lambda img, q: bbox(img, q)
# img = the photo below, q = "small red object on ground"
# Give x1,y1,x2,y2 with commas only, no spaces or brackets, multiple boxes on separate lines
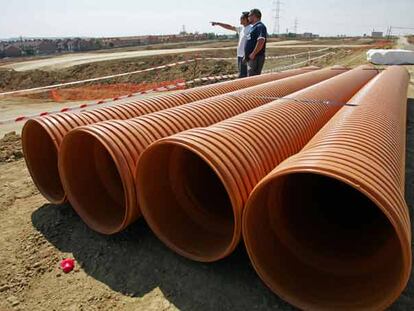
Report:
60,258,75,273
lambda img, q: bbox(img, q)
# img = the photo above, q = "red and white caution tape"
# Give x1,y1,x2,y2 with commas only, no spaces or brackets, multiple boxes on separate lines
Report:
0,73,240,125
0,84,180,125
0,48,332,97
202,47,331,61
185,73,239,85
0,59,198,97
0,51,336,125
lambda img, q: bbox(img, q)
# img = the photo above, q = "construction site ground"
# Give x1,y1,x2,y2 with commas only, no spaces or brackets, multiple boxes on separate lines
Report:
0,38,413,310
0,37,374,71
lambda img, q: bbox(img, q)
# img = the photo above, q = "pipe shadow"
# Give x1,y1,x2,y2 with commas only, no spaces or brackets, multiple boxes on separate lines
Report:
31,202,294,311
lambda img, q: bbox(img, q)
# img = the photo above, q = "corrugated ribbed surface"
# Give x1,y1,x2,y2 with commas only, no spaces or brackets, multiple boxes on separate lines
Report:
58,67,345,234
136,65,378,262
23,69,310,204
243,66,411,310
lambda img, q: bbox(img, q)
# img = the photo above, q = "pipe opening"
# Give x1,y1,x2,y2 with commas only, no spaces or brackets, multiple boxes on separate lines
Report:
245,172,405,309
60,131,126,233
139,143,234,261
22,120,64,203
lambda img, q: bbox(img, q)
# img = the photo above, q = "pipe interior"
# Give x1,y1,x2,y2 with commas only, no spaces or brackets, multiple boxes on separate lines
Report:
61,131,126,233
23,120,64,202
139,144,234,260
246,172,405,309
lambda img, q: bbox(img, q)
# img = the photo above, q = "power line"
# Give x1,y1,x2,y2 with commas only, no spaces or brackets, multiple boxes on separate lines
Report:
386,26,414,38
386,26,392,39
391,26,414,30
272,0,282,35
294,18,298,34
180,25,187,35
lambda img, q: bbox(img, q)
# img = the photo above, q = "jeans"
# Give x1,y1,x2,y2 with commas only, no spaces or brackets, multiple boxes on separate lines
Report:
247,54,265,76
237,56,248,78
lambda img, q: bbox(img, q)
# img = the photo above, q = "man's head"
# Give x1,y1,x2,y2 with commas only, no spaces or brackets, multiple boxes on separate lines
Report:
240,11,250,26
248,9,262,24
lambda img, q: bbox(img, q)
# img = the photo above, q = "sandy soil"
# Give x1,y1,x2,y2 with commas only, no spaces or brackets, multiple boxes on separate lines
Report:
266,44,373,48
0,132,22,162
397,37,414,98
398,36,414,51
0,155,296,310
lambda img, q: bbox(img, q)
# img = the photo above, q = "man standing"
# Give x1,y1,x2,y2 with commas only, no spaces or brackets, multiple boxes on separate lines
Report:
211,12,251,78
244,9,267,76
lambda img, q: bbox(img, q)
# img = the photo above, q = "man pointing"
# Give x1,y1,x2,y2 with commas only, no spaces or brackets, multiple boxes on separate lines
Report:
211,12,251,78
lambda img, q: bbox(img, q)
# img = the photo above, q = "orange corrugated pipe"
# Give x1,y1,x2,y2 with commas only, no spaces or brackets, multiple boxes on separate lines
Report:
136,65,378,262
58,66,344,234
23,69,312,204
242,66,411,310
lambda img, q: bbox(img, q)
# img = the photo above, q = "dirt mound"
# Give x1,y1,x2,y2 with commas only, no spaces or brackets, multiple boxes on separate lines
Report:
0,132,23,163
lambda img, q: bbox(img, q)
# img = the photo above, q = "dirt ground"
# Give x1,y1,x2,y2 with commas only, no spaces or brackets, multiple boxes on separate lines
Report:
0,132,23,162
0,97,413,310
0,150,298,310
1,38,414,310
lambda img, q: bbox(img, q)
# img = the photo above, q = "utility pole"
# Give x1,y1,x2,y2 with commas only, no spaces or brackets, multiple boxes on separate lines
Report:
293,17,298,34
386,26,392,39
272,0,282,35
180,25,187,35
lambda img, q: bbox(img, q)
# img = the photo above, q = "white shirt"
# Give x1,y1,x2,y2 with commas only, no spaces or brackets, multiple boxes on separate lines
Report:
236,25,252,57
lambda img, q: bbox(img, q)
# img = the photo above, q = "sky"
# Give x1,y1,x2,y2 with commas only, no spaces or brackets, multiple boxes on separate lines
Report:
1,0,413,39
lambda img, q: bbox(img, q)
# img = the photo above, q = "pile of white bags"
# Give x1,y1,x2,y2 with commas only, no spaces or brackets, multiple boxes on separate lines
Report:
367,49,414,65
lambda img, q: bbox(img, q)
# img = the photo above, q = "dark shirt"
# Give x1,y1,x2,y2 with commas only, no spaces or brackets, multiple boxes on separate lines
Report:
244,21,267,57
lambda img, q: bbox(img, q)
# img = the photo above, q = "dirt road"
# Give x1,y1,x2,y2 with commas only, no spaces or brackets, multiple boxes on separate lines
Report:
1,48,238,71
398,36,414,51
